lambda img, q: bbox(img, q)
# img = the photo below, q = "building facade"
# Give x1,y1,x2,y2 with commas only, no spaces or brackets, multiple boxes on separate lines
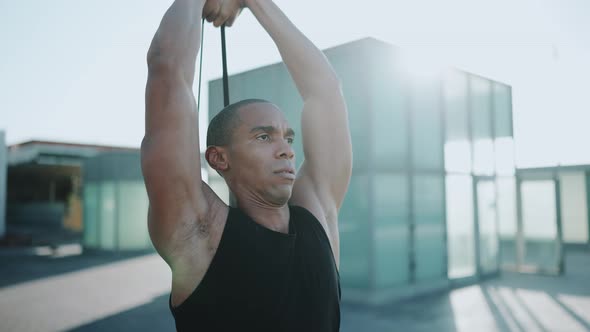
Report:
82,151,151,251
5,140,136,246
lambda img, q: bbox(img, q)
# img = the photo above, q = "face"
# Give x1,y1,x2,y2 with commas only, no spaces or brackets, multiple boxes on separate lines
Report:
225,102,296,206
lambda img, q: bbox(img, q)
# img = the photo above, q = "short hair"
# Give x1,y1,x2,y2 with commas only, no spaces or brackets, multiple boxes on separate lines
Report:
206,98,272,147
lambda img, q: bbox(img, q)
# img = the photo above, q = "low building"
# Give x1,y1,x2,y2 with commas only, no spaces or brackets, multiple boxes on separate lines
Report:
511,165,590,274
5,140,135,246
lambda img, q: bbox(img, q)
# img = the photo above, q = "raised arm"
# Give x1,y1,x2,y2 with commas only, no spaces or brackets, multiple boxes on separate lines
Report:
246,0,352,216
141,0,224,265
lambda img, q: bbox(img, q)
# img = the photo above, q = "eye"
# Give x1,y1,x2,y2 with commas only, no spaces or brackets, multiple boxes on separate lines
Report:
256,134,270,142
286,137,294,144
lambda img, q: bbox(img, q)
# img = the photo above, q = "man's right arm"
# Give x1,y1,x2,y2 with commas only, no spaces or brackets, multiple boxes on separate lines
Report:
142,0,217,266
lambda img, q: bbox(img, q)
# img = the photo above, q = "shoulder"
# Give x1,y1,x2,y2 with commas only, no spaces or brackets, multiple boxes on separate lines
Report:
289,169,339,228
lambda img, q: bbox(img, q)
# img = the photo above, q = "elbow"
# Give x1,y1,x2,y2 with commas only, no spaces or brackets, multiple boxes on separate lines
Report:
147,52,176,76
323,73,343,96
330,74,343,89
146,39,179,76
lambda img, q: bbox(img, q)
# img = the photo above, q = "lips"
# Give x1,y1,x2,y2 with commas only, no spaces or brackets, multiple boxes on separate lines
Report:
274,168,296,180
274,168,295,174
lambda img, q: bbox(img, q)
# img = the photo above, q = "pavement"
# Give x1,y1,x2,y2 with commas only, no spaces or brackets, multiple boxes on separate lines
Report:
1,245,589,332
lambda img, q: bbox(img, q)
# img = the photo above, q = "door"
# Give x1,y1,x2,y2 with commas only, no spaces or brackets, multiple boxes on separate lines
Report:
474,178,500,276
517,177,563,274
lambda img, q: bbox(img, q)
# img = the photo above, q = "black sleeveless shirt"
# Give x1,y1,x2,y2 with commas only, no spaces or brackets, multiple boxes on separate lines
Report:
169,205,341,332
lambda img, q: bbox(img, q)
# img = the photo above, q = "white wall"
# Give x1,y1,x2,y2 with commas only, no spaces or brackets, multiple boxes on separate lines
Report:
560,172,589,244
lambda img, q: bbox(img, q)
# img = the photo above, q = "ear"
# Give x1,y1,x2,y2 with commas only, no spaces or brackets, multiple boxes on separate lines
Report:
205,146,230,172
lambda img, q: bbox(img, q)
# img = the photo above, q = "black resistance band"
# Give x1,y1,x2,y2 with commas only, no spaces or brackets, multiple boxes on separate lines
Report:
197,19,205,114
221,25,230,107
196,22,230,113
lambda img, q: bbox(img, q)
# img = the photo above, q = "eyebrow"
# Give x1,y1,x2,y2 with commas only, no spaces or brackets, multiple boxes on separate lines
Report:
250,126,295,137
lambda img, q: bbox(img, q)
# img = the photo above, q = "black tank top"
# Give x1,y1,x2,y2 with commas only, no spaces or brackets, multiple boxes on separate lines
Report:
169,205,341,332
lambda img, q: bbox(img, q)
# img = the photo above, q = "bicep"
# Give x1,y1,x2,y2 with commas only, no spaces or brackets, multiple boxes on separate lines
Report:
141,69,208,253
300,92,352,208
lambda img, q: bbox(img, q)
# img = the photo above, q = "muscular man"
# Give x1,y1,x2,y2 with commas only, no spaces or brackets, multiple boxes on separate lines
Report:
141,0,352,330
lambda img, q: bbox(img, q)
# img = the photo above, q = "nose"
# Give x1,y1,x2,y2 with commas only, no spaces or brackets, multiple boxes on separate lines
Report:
277,139,295,160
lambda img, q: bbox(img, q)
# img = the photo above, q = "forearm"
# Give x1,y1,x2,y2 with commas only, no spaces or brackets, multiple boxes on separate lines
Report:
147,0,206,85
245,0,340,101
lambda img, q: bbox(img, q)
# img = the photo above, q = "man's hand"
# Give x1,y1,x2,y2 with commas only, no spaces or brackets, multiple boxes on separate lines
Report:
203,0,221,22
203,0,245,27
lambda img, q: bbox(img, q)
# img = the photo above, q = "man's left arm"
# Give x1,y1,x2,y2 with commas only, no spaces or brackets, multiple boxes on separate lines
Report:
246,0,353,222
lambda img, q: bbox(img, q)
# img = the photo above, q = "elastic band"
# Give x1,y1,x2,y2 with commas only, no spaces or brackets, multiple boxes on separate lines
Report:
196,19,205,113
221,25,230,107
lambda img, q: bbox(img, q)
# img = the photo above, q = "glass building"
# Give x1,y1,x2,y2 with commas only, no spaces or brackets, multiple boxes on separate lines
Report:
208,38,517,304
82,151,151,251
4,140,133,246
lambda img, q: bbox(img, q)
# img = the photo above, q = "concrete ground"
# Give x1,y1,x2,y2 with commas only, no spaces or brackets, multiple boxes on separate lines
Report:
1,246,589,332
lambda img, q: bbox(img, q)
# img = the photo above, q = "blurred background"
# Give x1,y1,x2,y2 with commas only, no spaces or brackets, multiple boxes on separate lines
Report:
1,0,589,331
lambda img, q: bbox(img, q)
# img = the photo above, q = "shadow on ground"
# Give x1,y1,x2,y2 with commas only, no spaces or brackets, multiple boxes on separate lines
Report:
0,246,155,288
2,246,589,332
67,294,175,332
340,250,590,332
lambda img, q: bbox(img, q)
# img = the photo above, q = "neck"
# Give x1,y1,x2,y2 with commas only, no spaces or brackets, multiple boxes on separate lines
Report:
234,193,291,234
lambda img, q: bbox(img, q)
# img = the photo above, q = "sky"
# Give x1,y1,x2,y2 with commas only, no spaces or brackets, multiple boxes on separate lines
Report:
0,0,589,168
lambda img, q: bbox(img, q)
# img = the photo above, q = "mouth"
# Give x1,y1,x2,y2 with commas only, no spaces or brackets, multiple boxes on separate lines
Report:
274,168,296,180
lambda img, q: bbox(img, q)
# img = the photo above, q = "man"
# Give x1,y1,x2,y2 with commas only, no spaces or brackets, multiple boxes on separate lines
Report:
141,0,352,330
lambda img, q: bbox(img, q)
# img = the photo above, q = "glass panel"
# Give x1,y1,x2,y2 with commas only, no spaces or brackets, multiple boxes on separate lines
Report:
372,74,408,170
559,172,589,244
470,77,493,139
330,51,370,171
493,82,513,138
99,181,116,250
473,139,494,175
411,80,443,170
444,70,469,141
444,141,472,174
495,137,515,176
117,181,150,250
232,66,279,100
470,77,494,175
521,180,560,271
413,175,445,225
413,175,445,281
374,173,409,287
491,81,515,177
208,79,224,122
446,175,476,278
497,177,517,266
443,71,471,174
339,174,371,288
83,183,99,248
415,224,445,281
477,180,499,274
